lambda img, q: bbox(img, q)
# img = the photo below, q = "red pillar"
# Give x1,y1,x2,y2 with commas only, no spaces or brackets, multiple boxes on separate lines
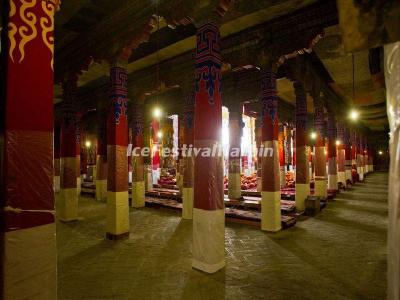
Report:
344,127,352,185
131,99,145,207
327,111,338,191
76,114,81,194
192,22,225,273
294,82,310,211
313,94,327,197
337,122,346,186
2,0,59,297
106,65,129,240
96,106,108,201
60,77,79,222
255,119,263,191
80,122,88,177
278,125,286,188
356,132,364,181
54,121,61,192
260,70,281,232
228,106,242,199
350,130,358,182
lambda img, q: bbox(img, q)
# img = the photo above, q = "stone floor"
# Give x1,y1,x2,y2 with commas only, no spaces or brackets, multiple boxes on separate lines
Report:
57,172,388,300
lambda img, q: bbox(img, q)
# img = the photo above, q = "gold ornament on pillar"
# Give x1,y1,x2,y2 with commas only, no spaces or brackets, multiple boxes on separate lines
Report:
8,0,59,69
40,0,56,69
17,0,38,63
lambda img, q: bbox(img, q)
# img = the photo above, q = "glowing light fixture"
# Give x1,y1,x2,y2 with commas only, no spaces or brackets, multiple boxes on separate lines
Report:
310,132,317,140
153,107,162,118
157,131,163,139
349,110,359,121
336,140,341,146
85,141,91,148
378,150,383,155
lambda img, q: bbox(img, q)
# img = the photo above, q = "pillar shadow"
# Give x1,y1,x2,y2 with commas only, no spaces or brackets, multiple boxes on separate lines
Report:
181,268,226,300
267,236,377,299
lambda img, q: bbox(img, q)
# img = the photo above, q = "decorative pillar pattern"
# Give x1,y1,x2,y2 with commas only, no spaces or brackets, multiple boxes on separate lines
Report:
96,106,108,201
327,111,338,191
2,0,59,297
228,109,242,199
294,82,310,211
313,93,327,197
106,65,129,240
60,78,79,222
192,22,225,273
260,70,281,232
131,99,145,207
182,91,195,219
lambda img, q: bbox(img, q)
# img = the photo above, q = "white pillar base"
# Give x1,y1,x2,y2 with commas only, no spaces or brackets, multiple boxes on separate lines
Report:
337,171,346,185
3,223,57,299
152,169,160,185
261,191,282,232
131,181,145,208
182,187,194,219
77,177,81,195
59,188,78,221
328,174,338,190
54,176,60,193
192,208,225,273
295,183,310,212
228,173,241,199
357,167,364,181
106,191,129,236
95,179,107,202
128,171,132,183
145,167,153,191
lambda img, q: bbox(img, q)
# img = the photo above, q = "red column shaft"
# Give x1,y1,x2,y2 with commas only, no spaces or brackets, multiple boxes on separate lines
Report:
97,108,108,181
294,82,308,184
193,22,223,211
192,22,224,273
2,0,58,297
131,101,145,182
327,113,337,160
107,66,129,193
60,76,79,196
261,70,279,192
54,121,61,177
